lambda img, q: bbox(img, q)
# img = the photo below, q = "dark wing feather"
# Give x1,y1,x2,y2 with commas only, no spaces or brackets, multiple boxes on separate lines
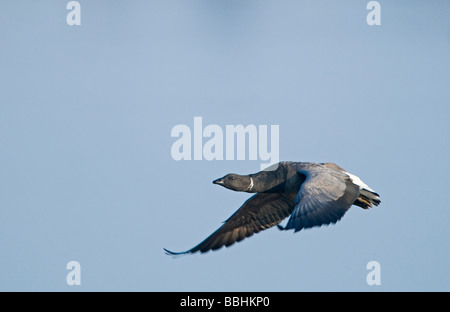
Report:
284,168,360,232
164,193,295,255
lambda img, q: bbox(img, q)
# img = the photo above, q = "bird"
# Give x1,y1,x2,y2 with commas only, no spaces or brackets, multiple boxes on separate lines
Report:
164,161,380,255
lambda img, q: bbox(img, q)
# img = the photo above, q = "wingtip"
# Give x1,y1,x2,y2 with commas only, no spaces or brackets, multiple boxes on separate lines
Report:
163,248,189,256
276,224,285,231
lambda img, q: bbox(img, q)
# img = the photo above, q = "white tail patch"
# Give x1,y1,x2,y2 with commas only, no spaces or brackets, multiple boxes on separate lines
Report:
345,172,375,192
345,171,380,207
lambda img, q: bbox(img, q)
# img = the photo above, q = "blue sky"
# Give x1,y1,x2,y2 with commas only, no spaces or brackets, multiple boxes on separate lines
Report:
1,1,449,291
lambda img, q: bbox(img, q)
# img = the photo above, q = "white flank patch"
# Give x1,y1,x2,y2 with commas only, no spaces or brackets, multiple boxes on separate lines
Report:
345,172,375,192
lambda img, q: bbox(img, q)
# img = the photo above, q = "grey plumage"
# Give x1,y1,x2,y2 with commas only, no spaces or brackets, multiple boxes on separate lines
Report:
164,161,381,255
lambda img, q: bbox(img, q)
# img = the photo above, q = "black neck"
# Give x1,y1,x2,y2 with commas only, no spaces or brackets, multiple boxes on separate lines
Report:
248,164,286,193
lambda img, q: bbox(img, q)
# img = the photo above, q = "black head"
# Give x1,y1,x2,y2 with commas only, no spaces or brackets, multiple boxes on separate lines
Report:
212,174,251,192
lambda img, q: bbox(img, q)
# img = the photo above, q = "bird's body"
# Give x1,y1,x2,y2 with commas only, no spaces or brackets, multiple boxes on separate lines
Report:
164,161,380,255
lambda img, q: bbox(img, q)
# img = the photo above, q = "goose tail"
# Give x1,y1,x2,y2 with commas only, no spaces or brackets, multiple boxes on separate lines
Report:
354,189,381,209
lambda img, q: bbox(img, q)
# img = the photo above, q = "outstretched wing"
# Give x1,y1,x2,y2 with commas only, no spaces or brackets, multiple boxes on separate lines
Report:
283,168,360,232
164,193,295,255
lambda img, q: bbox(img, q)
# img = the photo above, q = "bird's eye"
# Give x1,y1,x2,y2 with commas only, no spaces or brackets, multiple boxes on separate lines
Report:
231,177,235,180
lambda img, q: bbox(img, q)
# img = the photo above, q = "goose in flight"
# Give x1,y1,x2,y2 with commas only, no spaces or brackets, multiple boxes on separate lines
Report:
164,161,380,255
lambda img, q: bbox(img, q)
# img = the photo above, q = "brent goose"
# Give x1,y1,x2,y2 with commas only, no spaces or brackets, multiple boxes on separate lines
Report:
164,161,380,255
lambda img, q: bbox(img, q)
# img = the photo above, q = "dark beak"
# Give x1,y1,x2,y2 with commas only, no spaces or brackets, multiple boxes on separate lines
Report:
213,178,224,185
